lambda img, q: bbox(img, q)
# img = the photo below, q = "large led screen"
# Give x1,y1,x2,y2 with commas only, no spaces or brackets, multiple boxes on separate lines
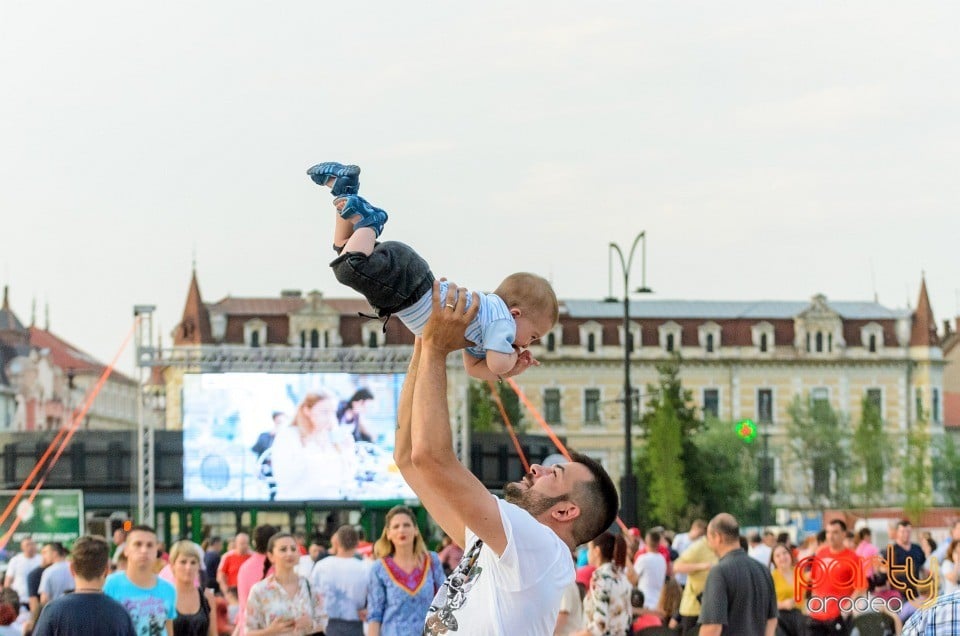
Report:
182,372,414,502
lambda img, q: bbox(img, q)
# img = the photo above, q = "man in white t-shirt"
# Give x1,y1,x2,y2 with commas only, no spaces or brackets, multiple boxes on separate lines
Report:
4,536,42,604
393,283,620,635
748,532,772,567
310,525,370,636
633,530,667,610
38,542,75,605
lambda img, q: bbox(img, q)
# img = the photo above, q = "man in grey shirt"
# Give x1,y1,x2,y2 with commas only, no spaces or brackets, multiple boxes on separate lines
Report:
698,513,777,636
38,542,74,605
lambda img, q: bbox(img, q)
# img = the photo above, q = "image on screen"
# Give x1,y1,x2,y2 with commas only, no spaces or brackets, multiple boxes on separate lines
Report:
182,372,414,502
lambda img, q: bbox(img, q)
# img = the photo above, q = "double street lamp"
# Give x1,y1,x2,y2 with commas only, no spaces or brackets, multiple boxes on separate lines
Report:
607,232,652,529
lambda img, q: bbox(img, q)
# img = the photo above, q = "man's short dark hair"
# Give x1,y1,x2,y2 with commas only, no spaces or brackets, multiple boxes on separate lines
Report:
335,525,359,551
897,519,912,529
71,536,110,580
127,524,157,537
569,452,618,545
829,519,848,532
44,542,67,557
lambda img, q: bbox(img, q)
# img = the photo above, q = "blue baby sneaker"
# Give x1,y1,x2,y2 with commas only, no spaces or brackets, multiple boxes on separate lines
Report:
335,195,389,237
306,162,361,196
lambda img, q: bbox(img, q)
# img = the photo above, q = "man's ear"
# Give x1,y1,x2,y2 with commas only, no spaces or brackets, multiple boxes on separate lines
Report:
510,307,521,318
551,501,581,523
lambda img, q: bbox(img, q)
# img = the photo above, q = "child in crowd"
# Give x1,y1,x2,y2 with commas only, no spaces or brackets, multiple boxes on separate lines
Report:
308,161,558,381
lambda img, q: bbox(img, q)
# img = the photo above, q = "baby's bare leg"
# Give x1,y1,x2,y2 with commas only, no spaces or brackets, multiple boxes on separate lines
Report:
333,211,354,249
336,197,376,256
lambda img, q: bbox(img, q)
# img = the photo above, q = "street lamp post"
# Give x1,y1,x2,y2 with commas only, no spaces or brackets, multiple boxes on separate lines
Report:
608,232,652,529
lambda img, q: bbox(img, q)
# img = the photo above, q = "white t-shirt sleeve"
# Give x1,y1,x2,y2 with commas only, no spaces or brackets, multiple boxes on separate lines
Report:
465,497,570,592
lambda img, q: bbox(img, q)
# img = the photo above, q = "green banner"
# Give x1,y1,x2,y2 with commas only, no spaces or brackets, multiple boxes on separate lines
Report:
0,489,84,550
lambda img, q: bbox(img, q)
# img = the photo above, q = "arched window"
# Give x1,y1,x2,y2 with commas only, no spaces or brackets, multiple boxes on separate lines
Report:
310,329,320,349
828,333,833,352
869,334,876,353
706,333,714,353
324,332,330,347
760,333,768,353
666,333,675,353
546,332,556,352
806,333,811,352
300,331,306,348
368,331,378,348
587,333,596,353
250,331,260,348
816,332,823,353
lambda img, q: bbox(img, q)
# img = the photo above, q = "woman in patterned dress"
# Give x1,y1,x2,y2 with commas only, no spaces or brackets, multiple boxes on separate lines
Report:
367,505,446,636
246,533,327,636
573,531,632,636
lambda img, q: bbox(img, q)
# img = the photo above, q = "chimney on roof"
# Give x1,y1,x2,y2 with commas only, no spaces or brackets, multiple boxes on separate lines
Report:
280,289,302,298
946,320,953,337
1,285,8,310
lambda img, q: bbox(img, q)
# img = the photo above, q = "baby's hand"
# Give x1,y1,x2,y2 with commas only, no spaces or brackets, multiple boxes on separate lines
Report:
502,349,540,378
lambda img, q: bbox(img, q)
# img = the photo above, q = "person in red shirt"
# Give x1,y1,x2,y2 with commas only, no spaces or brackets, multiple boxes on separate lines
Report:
803,519,865,635
216,532,251,592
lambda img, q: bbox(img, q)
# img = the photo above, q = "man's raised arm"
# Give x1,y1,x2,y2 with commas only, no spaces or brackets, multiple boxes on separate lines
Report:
408,282,508,554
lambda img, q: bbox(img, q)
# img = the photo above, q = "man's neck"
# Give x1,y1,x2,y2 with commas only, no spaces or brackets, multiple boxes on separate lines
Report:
73,576,105,593
897,540,912,550
715,542,740,558
126,566,156,587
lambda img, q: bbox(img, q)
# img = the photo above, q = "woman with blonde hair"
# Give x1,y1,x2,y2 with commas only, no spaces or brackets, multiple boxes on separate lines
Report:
366,506,445,636
271,390,355,500
169,540,217,636
245,533,327,636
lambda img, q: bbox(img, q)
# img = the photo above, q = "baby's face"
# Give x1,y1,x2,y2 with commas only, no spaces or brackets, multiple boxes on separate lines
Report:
514,313,552,349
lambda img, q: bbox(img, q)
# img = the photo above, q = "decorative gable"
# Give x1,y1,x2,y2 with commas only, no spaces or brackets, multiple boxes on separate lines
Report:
794,294,844,354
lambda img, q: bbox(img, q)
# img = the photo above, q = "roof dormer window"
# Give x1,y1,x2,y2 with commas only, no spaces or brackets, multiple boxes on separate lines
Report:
579,321,603,354
698,322,721,354
244,319,267,348
658,321,682,353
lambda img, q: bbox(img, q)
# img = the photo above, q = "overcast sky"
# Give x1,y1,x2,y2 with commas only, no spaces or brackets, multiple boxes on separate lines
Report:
2,1,958,370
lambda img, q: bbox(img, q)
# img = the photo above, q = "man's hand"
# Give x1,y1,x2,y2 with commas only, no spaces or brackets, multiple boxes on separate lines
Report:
422,280,478,354
501,348,540,378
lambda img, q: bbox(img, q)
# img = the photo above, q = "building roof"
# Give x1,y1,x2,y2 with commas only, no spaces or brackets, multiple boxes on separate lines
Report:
562,298,910,320
28,326,135,384
0,286,26,332
207,295,374,315
910,277,939,347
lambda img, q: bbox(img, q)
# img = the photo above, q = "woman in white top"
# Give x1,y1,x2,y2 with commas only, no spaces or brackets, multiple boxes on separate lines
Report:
941,538,960,595
246,533,326,636
271,391,355,500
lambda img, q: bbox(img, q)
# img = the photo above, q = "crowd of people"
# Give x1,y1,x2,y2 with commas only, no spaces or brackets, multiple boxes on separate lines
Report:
0,512,951,636
553,515,960,635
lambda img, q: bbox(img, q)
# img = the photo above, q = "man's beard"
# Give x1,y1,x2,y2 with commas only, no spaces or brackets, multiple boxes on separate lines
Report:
504,482,569,517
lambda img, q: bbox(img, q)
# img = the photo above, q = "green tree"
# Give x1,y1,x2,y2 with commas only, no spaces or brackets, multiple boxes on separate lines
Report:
645,395,687,526
903,408,932,522
933,433,960,507
851,396,892,511
467,380,524,433
785,394,852,509
637,355,699,527
687,417,759,522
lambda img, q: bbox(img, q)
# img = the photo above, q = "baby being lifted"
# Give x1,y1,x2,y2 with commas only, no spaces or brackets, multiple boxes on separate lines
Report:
308,161,558,381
